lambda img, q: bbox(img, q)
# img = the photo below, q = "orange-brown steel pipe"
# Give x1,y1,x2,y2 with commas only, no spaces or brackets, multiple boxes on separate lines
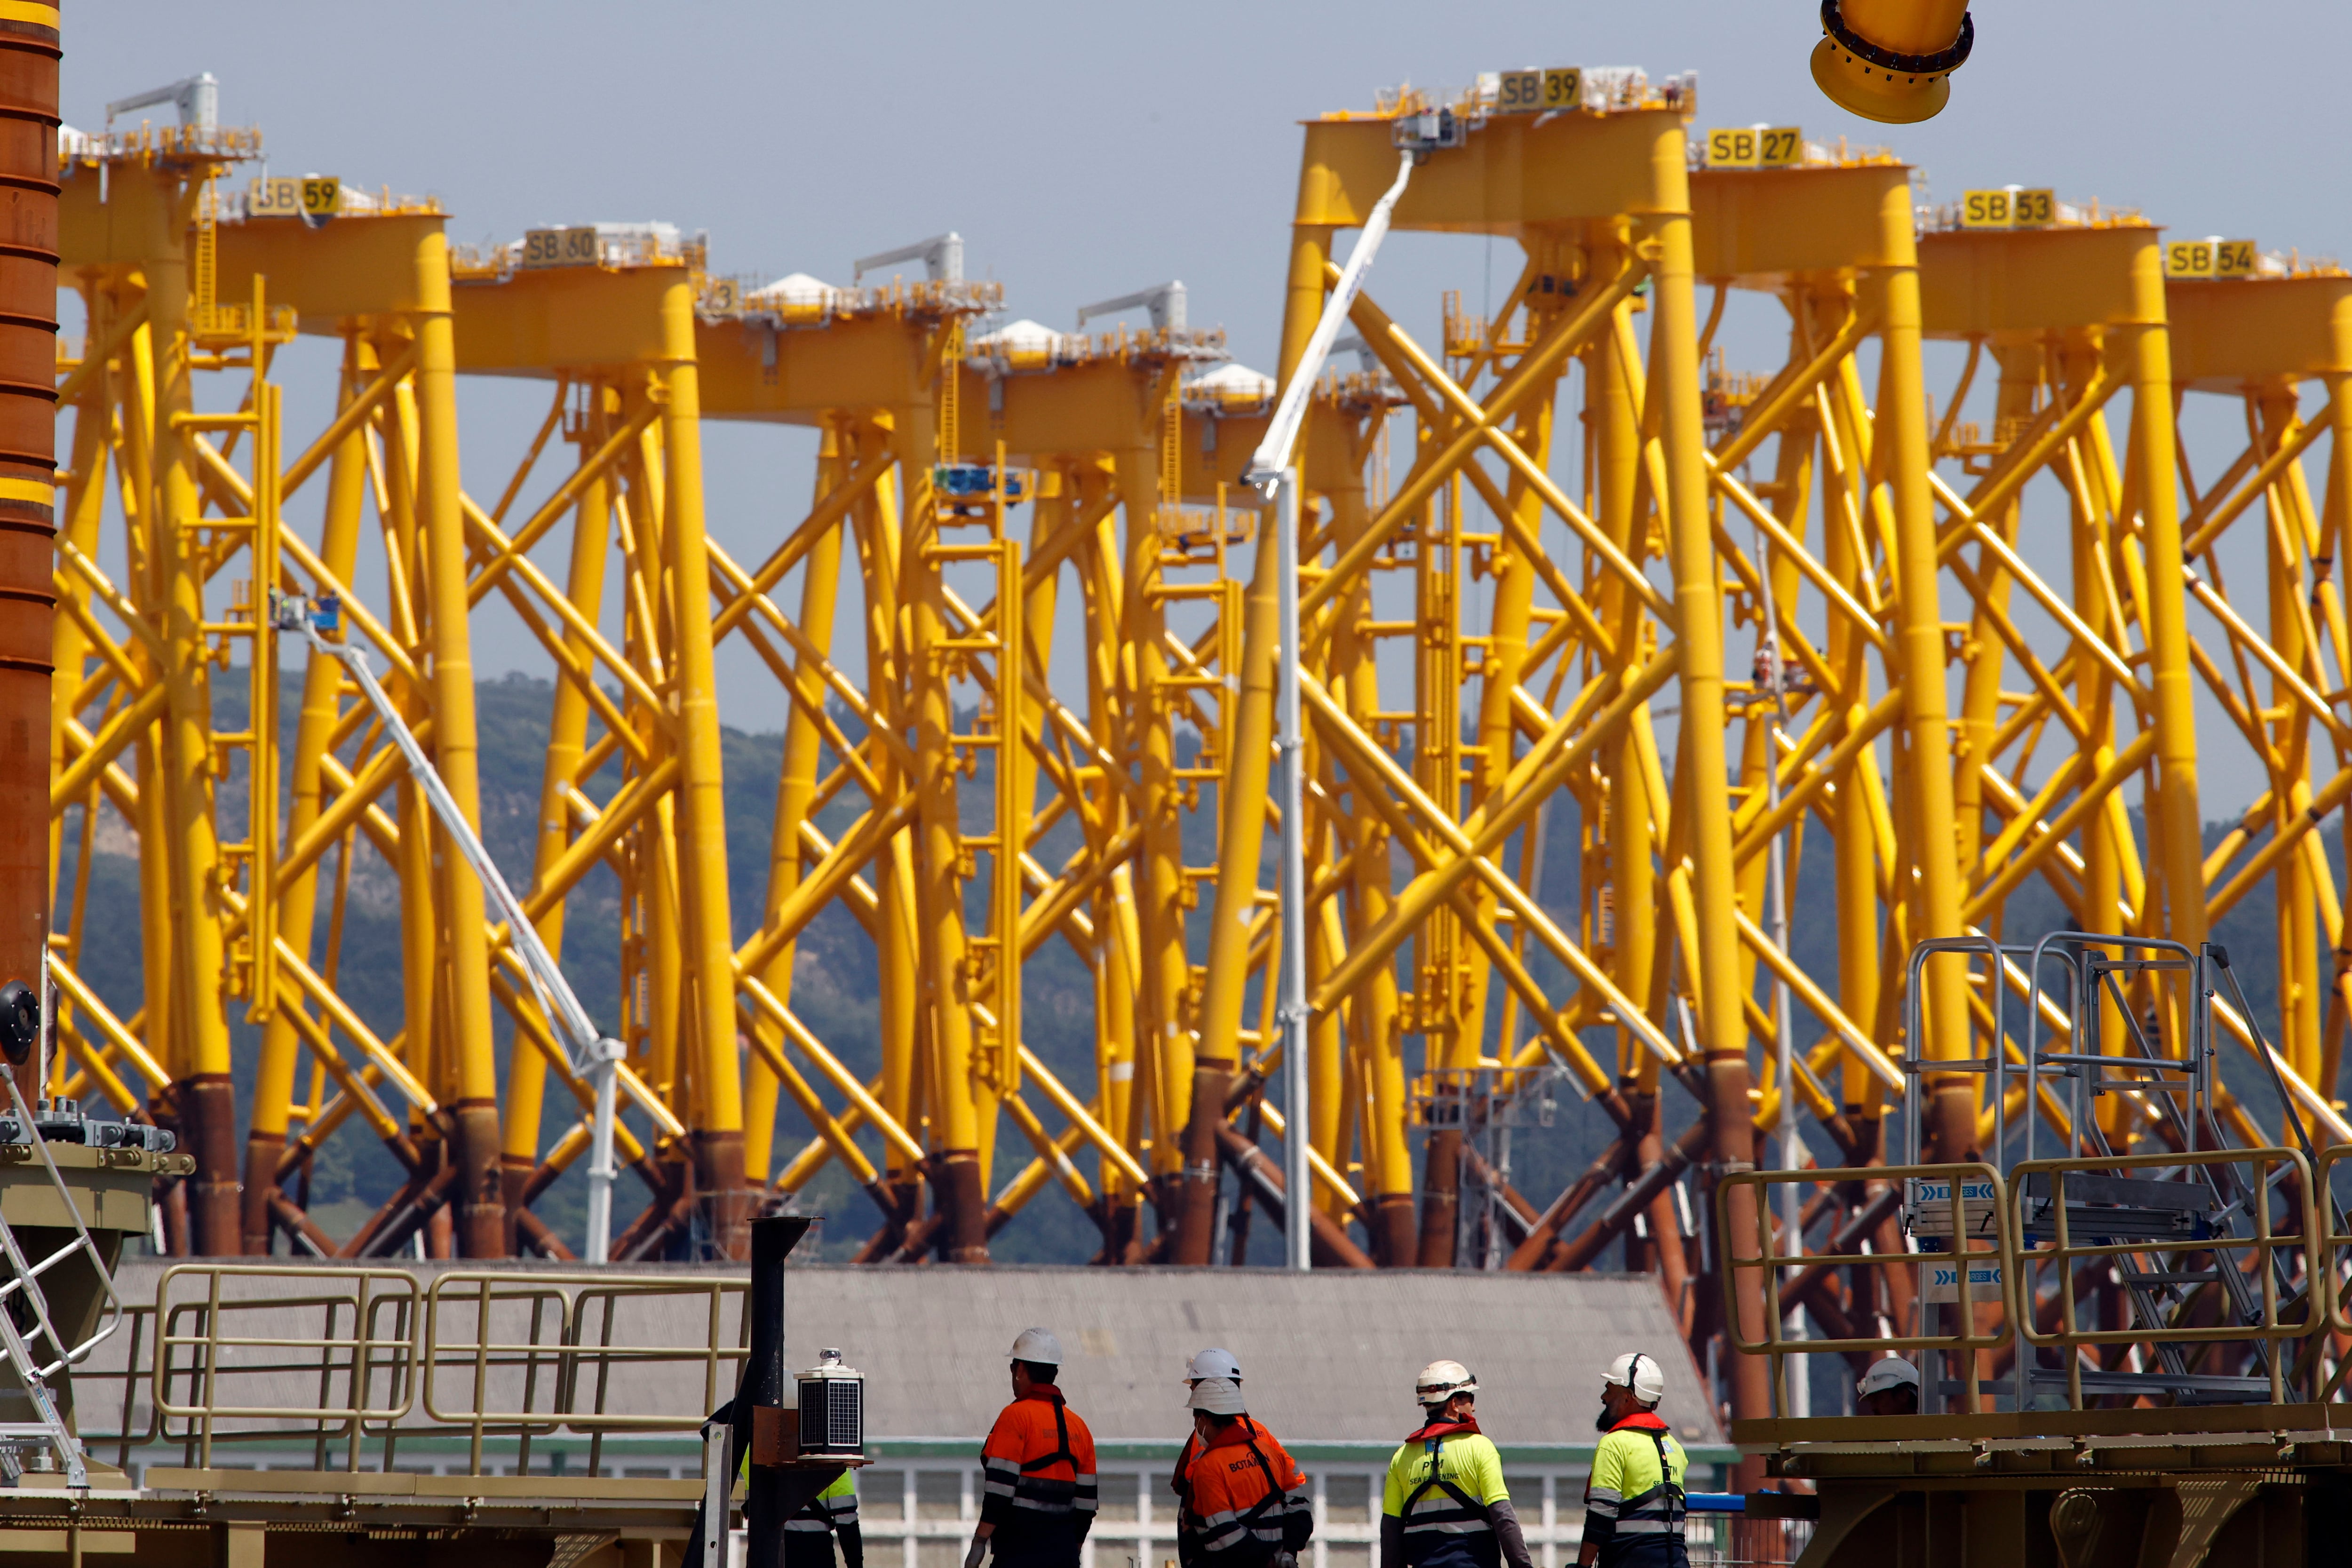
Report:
0,3,57,1106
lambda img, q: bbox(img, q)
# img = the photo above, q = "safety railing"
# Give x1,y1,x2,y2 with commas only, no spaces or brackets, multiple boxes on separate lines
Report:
1686,1510,1813,1568
2009,1148,2321,1409
423,1270,747,1475
2316,1145,2352,1346
151,1264,420,1472
66,1265,749,1478
71,1295,156,1472
1717,1162,2016,1415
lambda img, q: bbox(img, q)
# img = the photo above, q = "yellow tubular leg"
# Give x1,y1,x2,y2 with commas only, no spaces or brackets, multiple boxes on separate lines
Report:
408,228,505,1256
147,184,240,1254
1875,176,1974,1157
656,273,749,1256
747,423,850,1184
1645,117,1772,1445
503,387,617,1236
2124,245,2209,959
242,335,372,1252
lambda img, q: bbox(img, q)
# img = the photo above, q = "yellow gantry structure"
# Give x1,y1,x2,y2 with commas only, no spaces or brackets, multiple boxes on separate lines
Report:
39,68,2352,1407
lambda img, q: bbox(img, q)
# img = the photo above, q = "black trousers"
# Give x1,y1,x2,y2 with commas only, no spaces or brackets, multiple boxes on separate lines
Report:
988,1516,1088,1568
1598,1535,1689,1568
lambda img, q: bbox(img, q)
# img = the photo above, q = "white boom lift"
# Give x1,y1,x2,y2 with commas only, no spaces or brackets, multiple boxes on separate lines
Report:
278,598,647,1263
1240,127,1426,1271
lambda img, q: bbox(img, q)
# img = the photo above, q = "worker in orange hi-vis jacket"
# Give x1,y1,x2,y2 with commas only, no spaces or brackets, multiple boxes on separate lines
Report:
965,1329,1098,1568
1170,1348,1247,1516
1175,1377,1313,1568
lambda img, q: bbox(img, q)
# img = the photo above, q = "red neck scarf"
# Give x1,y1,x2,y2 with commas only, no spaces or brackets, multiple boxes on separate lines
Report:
1610,1411,1669,1434
1024,1384,1065,1405
1204,1416,1264,1452
1407,1416,1482,1443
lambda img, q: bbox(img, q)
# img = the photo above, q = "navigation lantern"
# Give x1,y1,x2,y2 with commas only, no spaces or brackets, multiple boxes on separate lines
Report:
795,1349,864,1459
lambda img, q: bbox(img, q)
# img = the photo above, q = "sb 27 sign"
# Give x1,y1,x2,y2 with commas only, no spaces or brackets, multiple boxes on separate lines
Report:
1705,126,1802,168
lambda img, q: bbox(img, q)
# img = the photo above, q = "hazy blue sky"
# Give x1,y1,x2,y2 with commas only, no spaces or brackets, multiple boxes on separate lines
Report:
69,2,2352,808
72,2,2352,348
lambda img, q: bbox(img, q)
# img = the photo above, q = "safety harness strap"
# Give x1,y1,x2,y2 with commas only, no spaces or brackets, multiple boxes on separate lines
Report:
1611,1430,1685,1536
1401,1433,1492,1532
1020,1399,1077,1474
1231,1435,1287,1533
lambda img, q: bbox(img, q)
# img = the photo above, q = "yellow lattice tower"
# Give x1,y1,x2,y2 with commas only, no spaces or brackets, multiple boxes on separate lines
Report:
698,274,1263,1261
1909,193,2211,1153
1185,65,1781,1430
690,271,1020,1262
943,315,1235,1259
53,133,528,1259
191,179,516,1261
1175,359,1406,1263
2163,253,2352,1139
1489,129,1973,1331
442,224,775,1260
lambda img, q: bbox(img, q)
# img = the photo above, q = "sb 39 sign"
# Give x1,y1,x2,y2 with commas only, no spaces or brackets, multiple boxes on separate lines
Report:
1494,67,1584,113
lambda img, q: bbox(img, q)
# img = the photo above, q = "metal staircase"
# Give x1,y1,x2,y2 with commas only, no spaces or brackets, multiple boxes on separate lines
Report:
0,1059,129,1486
1902,934,2328,1409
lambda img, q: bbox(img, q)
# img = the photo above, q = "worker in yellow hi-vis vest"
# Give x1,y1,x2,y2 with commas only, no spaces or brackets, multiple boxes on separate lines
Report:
1577,1353,1687,1568
785,1469,863,1568
1379,1361,1533,1568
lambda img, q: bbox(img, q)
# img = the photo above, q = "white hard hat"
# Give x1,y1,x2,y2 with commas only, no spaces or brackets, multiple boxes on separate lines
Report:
1187,1377,1246,1416
1010,1327,1063,1366
1604,1352,1665,1405
1415,1359,1479,1407
1186,1349,1243,1384
1856,1357,1921,1397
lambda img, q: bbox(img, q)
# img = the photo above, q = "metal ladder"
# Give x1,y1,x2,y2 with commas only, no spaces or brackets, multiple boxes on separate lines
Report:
0,1060,126,1486
2013,940,2298,1403
1903,934,2295,1406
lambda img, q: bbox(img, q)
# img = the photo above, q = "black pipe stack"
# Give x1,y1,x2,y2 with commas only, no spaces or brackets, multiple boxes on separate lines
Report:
742,1214,813,1568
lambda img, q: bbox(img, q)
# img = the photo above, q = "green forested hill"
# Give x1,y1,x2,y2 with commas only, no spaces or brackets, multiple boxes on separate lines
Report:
58,672,1124,1260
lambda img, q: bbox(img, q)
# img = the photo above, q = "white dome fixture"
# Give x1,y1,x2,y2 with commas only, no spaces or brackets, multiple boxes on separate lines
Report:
972,318,1065,372
1188,363,1276,413
750,272,839,324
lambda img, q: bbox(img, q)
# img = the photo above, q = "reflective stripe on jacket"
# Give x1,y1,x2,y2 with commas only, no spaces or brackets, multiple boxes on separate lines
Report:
1382,1430,1510,1568
980,1387,1100,1526
783,1468,864,1568
1178,1418,1312,1566
786,1469,860,1532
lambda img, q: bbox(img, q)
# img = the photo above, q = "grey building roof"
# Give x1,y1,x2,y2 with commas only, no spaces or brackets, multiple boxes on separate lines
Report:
79,1259,1725,1465
790,1265,1724,1456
